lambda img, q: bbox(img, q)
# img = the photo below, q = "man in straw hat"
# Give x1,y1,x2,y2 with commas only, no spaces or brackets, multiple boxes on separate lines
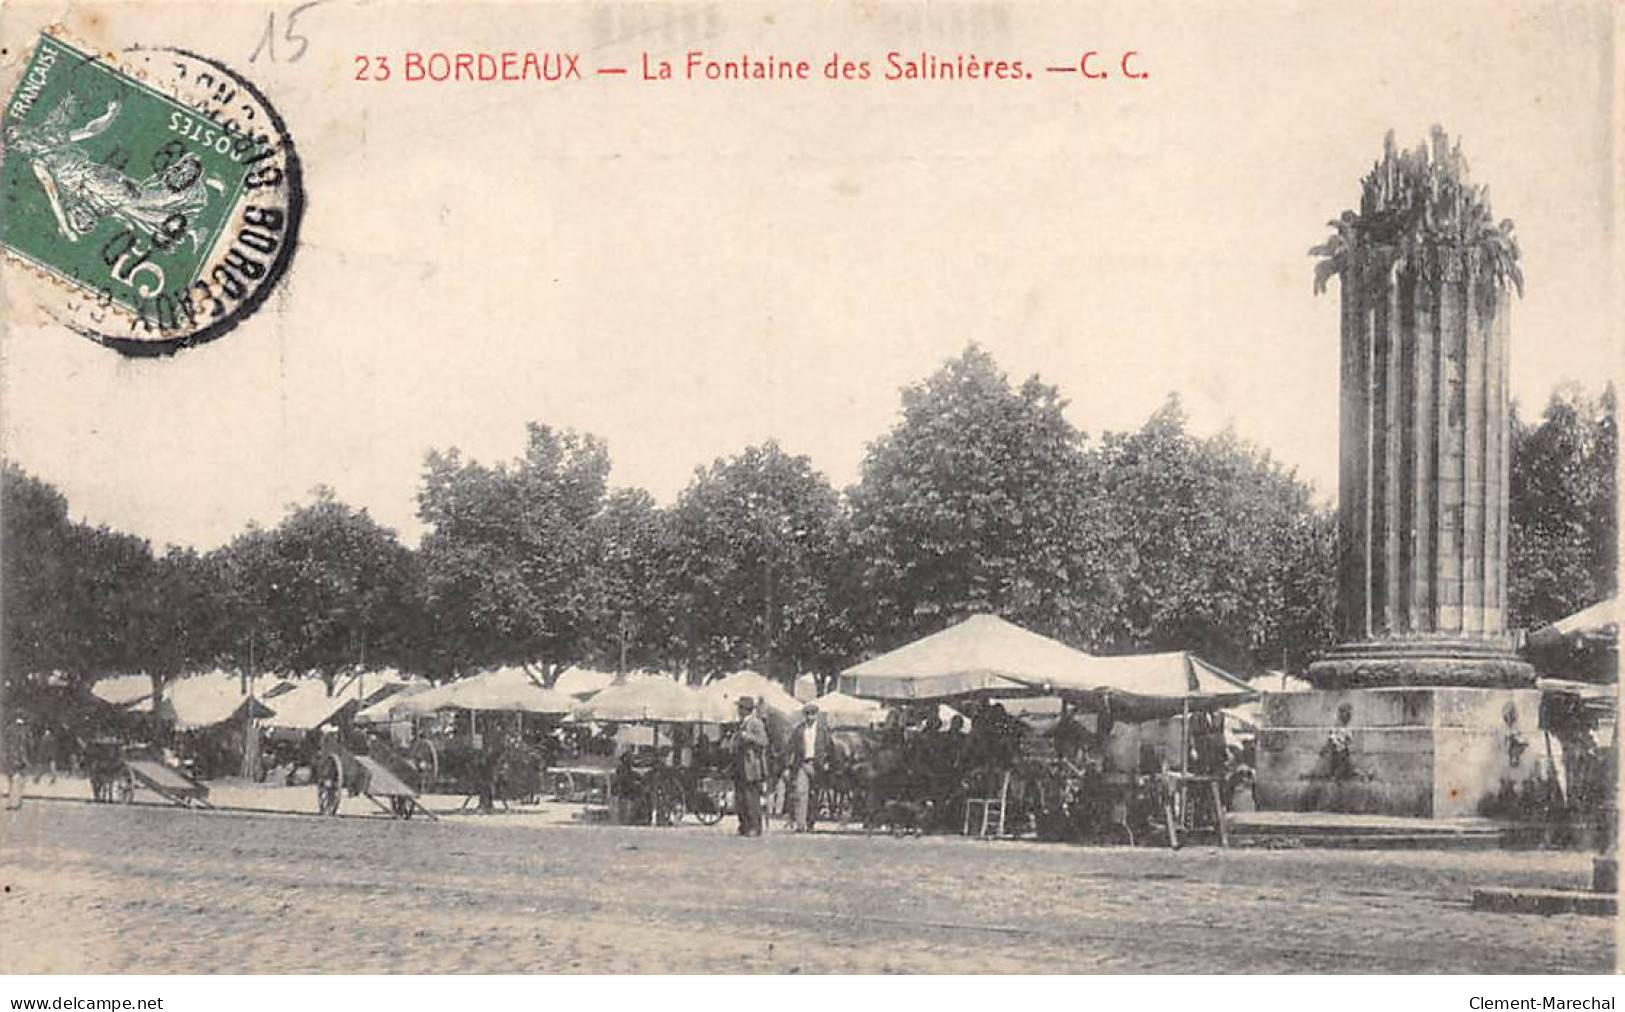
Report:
731,697,768,837
787,702,834,832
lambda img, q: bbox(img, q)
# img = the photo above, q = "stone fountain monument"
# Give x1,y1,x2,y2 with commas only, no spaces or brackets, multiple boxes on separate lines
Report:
1255,128,1542,818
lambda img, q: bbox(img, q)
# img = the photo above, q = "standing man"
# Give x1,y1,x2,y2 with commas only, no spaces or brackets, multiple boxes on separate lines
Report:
732,697,768,837
788,702,833,832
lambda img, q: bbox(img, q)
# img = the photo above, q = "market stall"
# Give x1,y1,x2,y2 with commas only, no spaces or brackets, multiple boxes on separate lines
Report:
572,676,735,826
387,667,575,805
147,672,279,780
836,617,1258,845
1001,651,1259,846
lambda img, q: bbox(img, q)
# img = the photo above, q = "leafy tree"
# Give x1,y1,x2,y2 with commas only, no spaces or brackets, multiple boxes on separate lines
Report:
848,346,1118,652
215,487,417,690
67,524,161,683
104,546,234,715
0,462,168,688
1090,396,1337,675
670,441,856,684
579,488,683,674
1,462,81,681
416,424,610,683
1508,384,1617,629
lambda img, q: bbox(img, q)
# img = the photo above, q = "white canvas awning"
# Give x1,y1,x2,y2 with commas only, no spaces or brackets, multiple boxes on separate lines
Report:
259,679,356,731
91,674,155,709
156,672,277,730
810,691,885,728
392,667,574,716
574,675,735,724
701,670,801,716
554,667,616,697
840,614,1093,701
1015,651,1258,718
1528,598,1618,649
355,683,430,723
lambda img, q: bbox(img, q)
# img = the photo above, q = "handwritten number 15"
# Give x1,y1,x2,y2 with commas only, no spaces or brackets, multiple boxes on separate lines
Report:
250,1,323,63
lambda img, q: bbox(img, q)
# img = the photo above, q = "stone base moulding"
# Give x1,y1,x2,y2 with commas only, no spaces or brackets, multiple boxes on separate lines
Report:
1309,640,1535,689
1254,686,1545,818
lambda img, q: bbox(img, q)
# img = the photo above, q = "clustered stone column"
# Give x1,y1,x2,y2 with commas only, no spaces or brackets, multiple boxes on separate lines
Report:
1307,128,1532,689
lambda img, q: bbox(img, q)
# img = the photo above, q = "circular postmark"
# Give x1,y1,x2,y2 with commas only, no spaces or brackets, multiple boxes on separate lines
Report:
1,30,302,356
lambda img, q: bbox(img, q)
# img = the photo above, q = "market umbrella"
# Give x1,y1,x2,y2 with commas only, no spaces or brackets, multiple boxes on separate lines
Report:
1525,598,1618,683
1008,651,1258,719
701,670,801,716
390,668,575,730
812,690,886,729
554,666,617,698
441,667,574,714
1528,598,1618,650
155,671,277,730
389,679,463,716
356,683,430,723
839,614,1093,701
258,679,359,732
574,675,736,724
91,674,156,709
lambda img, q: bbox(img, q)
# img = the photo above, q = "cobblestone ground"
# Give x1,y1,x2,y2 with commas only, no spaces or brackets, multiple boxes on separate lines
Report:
0,793,1614,974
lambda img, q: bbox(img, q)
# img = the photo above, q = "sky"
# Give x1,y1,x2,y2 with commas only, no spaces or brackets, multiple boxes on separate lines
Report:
0,0,1617,550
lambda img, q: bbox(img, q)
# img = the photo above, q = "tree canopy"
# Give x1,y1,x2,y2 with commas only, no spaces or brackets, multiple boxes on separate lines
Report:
1508,384,1617,629
2,348,1609,701
415,424,611,683
848,346,1116,653
215,488,418,687
671,441,855,682
1090,397,1337,674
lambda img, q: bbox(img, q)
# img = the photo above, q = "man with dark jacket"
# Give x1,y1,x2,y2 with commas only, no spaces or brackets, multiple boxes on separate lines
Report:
732,697,769,836
786,703,835,832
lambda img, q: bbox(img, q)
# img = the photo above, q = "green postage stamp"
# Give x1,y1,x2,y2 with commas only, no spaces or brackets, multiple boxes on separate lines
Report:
1,29,302,355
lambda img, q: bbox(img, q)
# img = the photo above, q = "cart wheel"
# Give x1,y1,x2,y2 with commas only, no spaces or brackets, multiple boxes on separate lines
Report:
692,781,725,825
654,777,685,826
316,756,343,816
411,740,439,792
114,772,135,805
692,802,722,825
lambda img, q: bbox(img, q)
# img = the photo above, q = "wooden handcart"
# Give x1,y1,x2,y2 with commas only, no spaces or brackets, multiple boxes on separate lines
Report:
314,737,437,820
86,742,213,809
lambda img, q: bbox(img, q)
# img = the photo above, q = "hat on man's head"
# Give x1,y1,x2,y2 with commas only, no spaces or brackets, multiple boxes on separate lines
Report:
735,696,755,712
803,703,819,716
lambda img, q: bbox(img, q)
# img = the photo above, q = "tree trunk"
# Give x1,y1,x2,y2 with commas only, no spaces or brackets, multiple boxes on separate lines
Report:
240,710,261,781
146,672,165,715
147,671,171,743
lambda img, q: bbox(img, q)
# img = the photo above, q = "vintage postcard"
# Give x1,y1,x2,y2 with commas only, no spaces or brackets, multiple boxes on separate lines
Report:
0,0,1617,987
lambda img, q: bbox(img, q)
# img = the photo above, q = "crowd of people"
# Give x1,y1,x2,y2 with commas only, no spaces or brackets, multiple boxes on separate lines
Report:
6,679,1614,851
